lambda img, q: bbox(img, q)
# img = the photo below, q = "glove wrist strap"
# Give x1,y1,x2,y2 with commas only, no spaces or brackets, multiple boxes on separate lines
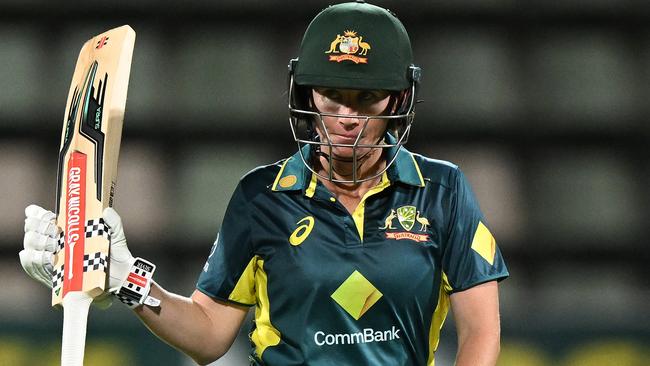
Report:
114,257,160,309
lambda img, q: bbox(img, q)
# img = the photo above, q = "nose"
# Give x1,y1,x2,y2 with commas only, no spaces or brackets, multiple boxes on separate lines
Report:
336,105,362,129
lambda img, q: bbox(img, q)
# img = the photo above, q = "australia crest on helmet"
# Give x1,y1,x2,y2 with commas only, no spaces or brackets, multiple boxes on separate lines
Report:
325,30,371,64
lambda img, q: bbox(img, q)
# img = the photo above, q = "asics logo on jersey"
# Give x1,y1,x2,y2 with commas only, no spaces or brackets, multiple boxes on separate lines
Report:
289,216,314,246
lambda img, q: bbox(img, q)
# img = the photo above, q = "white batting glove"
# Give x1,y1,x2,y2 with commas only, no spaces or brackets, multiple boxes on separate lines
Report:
19,205,58,289
20,205,115,308
19,205,151,309
102,207,160,308
102,207,136,292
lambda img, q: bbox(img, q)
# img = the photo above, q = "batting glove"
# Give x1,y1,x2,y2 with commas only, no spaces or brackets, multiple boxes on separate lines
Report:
19,205,158,309
19,205,58,288
102,207,159,309
20,204,113,309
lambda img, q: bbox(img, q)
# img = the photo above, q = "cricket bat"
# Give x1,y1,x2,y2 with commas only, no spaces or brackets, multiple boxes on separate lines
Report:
51,25,135,366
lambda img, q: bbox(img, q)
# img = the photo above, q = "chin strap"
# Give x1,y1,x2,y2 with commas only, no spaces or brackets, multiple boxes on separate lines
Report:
113,258,161,309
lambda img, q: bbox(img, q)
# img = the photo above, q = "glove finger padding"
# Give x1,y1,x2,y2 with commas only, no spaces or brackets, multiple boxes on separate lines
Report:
19,248,53,288
24,216,60,239
103,208,128,251
23,231,58,252
24,205,58,233
102,207,135,290
25,204,56,221
20,205,120,310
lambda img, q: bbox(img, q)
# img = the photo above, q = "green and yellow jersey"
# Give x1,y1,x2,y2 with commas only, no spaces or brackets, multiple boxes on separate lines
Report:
196,145,509,365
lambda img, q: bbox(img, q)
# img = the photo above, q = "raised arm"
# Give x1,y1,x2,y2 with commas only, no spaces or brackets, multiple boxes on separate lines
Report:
19,204,249,366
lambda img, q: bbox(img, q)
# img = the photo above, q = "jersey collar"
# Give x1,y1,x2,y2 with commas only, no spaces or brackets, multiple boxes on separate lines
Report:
387,145,425,187
271,139,425,193
271,145,312,193
383,133,426,187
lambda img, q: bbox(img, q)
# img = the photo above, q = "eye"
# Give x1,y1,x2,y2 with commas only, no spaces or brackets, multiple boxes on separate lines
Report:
358,91,388,104
358,91,375,102
319,89,342,102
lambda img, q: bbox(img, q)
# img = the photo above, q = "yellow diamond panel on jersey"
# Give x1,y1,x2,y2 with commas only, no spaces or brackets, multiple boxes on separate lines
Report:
331,270,383,320
471,221,497,265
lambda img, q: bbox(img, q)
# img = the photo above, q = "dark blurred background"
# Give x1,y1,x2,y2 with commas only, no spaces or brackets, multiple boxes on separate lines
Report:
1,0,648,365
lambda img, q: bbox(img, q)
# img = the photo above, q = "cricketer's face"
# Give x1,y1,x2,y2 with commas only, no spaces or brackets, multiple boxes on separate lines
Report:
311,87,390,161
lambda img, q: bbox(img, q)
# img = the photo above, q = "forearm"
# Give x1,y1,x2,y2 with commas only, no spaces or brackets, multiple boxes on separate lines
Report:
132,283,228,364
454,331,500,366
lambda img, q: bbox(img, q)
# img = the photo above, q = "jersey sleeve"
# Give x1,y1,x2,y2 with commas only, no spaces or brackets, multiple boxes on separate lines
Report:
196,183,258,306
442,168,509,293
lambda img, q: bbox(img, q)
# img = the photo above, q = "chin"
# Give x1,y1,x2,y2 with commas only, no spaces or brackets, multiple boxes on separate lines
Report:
332,148,375,162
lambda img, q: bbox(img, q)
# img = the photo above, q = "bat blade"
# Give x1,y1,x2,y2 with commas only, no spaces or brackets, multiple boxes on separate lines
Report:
51,25,135,366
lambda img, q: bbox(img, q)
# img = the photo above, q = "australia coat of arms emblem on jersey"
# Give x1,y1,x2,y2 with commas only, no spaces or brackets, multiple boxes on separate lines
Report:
325,30,371,64
380,205,430,242
396,206,416,231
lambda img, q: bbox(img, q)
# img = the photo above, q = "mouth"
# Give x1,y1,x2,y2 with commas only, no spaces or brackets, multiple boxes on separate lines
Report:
331,133,361,144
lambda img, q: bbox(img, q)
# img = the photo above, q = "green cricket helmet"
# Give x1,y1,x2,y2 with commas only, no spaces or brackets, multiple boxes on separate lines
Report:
288,0,421,183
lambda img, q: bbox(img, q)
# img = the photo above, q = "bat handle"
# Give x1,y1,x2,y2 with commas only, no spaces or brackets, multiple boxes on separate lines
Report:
61,291,94,366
